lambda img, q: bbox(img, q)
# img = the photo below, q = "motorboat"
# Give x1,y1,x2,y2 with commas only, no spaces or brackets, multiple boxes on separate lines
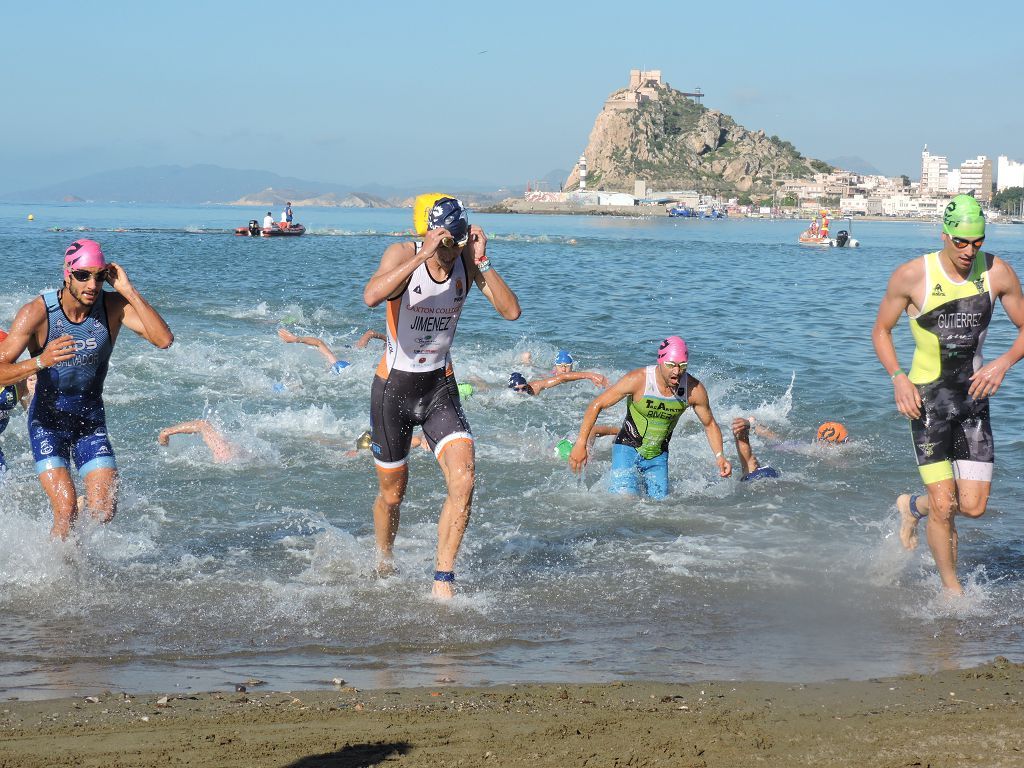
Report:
830,218,860,248
234,221,306,237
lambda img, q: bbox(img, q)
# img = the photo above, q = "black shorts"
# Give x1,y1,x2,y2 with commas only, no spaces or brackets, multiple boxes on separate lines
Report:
910,380,993,484
369,369,472,468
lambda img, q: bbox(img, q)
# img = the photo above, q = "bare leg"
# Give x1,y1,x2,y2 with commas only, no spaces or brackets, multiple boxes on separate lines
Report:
433,439,475,599
83,468,118,523
372,465,408,576
922,480,961,594
896,492,931,550
38,467,79,540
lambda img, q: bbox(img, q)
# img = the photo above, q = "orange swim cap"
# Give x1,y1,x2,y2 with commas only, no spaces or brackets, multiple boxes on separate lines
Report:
816,422,848,443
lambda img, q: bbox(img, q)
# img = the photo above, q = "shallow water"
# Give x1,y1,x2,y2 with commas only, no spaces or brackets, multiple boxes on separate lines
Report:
1,203,1023,699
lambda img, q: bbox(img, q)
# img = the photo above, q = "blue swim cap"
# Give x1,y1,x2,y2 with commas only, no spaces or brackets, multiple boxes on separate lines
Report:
554,350,574,366
272,382,287,393
740,466,781,482
427,197,470,244
508,372,529,390
332,360,350,374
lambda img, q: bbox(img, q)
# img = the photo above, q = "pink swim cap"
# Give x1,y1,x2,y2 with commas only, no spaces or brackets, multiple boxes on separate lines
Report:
63,239,106,279
657,336,688,364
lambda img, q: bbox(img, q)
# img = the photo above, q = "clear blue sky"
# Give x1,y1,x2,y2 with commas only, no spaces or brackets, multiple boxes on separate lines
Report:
3,0,1022,193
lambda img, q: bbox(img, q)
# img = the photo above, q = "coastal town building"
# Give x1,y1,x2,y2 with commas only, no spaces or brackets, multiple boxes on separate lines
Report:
957,156,993,201
920,145,949,196
997,155,1024,191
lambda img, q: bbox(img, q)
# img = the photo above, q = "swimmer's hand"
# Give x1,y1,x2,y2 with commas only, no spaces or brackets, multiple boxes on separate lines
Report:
589,373,610,389
892,373,922,419
568,443,588,475
467,224,487,263
40,335,76,368
968,358,1010,400
716,455,733,478
104,262,133,294
731,417,752,438
421,227,450,257
277,328,299,343
157,429,171,446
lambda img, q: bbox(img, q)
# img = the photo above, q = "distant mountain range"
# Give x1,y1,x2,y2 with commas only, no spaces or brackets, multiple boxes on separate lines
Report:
0,164,527,206
827,156,884,176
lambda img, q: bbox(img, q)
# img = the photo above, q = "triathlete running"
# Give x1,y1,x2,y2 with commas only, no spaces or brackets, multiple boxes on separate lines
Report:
872,194,1024,593
568,336,732,498
363,195,520,598
0,240,173,538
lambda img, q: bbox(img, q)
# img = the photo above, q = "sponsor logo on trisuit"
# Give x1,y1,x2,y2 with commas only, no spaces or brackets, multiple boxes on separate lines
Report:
932,283,945,297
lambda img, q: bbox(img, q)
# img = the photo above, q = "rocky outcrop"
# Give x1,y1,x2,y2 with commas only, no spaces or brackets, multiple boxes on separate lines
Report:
565,84,823,195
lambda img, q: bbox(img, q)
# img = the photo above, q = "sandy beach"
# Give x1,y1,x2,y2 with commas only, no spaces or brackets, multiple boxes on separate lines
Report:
0,657,1020,767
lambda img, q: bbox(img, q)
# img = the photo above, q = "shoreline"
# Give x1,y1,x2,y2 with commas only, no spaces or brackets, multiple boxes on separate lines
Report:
1,657,1020,767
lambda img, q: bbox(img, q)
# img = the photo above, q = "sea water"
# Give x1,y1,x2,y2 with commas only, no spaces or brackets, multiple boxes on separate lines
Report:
1,203,1022,699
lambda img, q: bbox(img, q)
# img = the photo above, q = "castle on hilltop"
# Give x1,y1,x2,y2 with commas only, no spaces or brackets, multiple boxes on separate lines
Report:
603,69,703,112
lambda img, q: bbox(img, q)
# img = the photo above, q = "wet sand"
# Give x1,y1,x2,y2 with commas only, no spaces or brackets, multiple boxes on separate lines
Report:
1,657,1021,767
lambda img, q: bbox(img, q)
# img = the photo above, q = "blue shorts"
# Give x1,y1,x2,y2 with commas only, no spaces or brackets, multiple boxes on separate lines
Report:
28,403,117,477
741,465,780,482
609,443,669,500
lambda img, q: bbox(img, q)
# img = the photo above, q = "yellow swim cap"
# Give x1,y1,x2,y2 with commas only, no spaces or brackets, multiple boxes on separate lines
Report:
413,192,452,236
355,431,372,450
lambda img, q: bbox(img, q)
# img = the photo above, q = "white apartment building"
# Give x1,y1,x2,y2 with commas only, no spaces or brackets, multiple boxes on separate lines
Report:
920,145,949,196
958,156,993,201
997,155,1024,191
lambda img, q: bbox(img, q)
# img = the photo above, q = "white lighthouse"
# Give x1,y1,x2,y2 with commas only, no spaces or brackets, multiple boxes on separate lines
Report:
578,154,588,192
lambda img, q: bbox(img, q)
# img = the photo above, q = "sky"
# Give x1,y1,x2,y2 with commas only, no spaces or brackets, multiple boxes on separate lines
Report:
3,0,1023,194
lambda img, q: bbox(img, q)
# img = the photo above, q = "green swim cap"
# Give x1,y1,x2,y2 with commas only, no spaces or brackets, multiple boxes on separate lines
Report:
942,194,985,238
556,439,573,461
457,382,474,399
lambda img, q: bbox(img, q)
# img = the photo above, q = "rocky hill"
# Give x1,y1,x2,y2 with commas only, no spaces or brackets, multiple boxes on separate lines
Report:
565,81,828,195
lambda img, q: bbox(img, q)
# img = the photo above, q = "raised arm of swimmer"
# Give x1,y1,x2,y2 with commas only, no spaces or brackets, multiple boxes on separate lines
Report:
363,229,444,307
105,263,174,349
569,370,642,474
0,305,76,386
465,225,521,320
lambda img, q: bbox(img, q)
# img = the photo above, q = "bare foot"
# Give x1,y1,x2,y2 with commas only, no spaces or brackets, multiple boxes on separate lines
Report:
896,494,920,550
374,559,398,578
431,579,455,600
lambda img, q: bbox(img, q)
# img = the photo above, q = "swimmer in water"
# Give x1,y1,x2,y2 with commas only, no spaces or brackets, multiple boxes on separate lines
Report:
873,194,1024,594
158,420,240,463
569,336,732,498
355,330,386,348
0,239,173,539
731,417,849,481
277,328,351,373
508,350,609,396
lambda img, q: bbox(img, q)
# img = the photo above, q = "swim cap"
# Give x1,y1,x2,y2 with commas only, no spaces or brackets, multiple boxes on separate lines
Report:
0,329,7,343
556,438,573,461
508,372,529,390
63,239,106,279
816,422,849,444
332,360,350,374
942,194,985,238
657,336,688,364
355,430,372,450
272,382,287,393
457,382,474,399
554,350,574,366
427,197,469,244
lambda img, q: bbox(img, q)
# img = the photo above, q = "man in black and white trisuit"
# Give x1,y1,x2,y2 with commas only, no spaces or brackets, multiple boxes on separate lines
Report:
363,197,520,598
